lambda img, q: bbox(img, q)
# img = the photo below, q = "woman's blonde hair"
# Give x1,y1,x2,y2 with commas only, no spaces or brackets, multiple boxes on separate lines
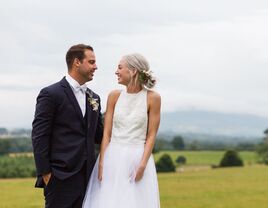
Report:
122,53,156,89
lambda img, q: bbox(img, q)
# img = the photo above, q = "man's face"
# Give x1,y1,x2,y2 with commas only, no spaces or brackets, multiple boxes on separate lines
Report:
77,49,97,82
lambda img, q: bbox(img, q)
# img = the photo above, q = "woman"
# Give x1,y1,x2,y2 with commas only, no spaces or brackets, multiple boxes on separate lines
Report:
83,53,161,208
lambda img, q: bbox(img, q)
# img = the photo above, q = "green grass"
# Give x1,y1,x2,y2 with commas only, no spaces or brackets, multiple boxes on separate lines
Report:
0,151,266,208
154,151,258,166
0,178,43,208
1,165,268,208
158,165,268,208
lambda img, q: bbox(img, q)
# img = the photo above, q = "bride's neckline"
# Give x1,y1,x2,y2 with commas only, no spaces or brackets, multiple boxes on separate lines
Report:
125,88,144,95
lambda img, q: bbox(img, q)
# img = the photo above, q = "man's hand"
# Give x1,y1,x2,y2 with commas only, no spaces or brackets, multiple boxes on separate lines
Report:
42,172,52,185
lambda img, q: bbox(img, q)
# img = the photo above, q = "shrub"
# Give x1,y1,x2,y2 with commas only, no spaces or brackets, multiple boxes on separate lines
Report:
219,150,244,167
0,155,36,178
175,155,186,165
156,154,176,172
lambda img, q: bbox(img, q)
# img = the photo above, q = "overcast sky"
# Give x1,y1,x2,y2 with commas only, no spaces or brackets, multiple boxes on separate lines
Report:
1,0,268,128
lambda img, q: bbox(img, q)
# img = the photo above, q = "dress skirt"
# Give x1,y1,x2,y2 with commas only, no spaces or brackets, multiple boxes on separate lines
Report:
82,141,160,208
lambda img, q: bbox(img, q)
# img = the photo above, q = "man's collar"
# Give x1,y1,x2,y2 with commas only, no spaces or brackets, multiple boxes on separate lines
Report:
65,74,87,93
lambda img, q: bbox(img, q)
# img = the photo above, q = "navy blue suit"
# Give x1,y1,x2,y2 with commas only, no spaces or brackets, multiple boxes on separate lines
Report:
32,77,103,207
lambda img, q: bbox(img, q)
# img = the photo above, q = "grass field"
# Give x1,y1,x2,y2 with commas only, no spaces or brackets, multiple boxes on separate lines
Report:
154,150,259,166
1,151,267,208
158,165,268,208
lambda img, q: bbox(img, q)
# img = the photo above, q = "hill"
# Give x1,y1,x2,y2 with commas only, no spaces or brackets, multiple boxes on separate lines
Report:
159,110,268,142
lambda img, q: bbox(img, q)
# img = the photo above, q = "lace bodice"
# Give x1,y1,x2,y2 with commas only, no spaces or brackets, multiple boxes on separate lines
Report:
111,88,148,145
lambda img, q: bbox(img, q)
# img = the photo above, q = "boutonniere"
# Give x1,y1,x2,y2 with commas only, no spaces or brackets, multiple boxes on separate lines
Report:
86,89,99,111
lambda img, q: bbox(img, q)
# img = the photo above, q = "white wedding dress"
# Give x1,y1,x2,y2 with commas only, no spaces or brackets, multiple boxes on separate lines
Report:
82,88,160,208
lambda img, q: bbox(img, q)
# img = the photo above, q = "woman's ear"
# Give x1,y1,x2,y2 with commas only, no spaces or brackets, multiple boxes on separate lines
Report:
130,69,137,77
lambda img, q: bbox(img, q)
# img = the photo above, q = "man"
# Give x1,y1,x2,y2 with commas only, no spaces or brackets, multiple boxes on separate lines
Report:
32,44,103,207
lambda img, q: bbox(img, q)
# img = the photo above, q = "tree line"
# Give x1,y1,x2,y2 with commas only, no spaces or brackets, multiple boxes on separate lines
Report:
0,137,32,155
0,128,268,177
153,135,257,152
0,134,260,156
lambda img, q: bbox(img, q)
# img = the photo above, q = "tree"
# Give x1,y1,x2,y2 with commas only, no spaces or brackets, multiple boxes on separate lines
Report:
171,135,185,150
155,154,176,172
153,138,173,153
0,128,8,135
219,150,244,167
264,128,268,135
188,140,199,150
0,139,11,155
256,129,268,164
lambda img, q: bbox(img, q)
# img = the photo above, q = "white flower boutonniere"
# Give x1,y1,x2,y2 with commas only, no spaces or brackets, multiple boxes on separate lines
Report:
86,89,99,111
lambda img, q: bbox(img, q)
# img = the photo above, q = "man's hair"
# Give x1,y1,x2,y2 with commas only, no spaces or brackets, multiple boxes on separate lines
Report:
66,44,94,70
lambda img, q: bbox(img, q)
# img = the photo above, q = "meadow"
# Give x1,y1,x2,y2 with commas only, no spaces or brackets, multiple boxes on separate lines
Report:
1,151,267,208
154,150,258,166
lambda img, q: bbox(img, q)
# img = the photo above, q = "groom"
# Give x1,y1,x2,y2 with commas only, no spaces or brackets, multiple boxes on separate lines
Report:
32,44,103,207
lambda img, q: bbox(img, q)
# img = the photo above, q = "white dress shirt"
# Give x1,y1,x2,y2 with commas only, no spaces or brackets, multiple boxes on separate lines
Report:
65,74,87,116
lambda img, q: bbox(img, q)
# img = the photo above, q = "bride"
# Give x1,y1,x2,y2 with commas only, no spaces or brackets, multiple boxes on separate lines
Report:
83,53,161,208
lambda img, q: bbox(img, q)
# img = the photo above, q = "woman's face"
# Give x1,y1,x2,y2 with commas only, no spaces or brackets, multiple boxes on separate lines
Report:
115,59,132,85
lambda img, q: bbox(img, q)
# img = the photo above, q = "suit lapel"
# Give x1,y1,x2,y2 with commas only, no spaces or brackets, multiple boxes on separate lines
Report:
86,92,93,129
60,77,85,125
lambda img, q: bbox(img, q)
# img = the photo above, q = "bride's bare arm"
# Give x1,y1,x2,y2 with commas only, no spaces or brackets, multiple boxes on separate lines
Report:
135,91,161,181
98,90,120,181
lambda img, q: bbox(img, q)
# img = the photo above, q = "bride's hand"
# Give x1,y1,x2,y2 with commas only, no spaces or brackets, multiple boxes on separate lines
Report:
98,161,103,181
135,165,146,182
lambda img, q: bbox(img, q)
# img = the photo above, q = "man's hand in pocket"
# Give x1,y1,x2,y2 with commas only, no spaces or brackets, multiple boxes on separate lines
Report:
42,172,52,186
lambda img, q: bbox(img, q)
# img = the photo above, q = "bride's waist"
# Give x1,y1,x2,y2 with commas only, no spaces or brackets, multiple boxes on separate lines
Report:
110,137,145,145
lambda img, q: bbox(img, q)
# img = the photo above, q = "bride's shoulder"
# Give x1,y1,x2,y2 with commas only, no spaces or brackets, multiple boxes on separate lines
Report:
107,89,122,104
147,90,161,110
147,89,161,101
108,89,121,97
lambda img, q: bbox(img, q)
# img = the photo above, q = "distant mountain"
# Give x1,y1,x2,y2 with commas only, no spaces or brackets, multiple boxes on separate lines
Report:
159,110,268,138
1,110,267,142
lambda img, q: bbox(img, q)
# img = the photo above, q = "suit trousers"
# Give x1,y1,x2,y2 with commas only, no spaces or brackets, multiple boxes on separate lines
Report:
44,162,87,208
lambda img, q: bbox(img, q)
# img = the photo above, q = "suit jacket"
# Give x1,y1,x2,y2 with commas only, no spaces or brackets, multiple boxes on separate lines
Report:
32,77,103,187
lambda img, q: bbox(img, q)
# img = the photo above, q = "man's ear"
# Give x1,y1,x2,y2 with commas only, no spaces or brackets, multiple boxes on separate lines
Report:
74,58,81,68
